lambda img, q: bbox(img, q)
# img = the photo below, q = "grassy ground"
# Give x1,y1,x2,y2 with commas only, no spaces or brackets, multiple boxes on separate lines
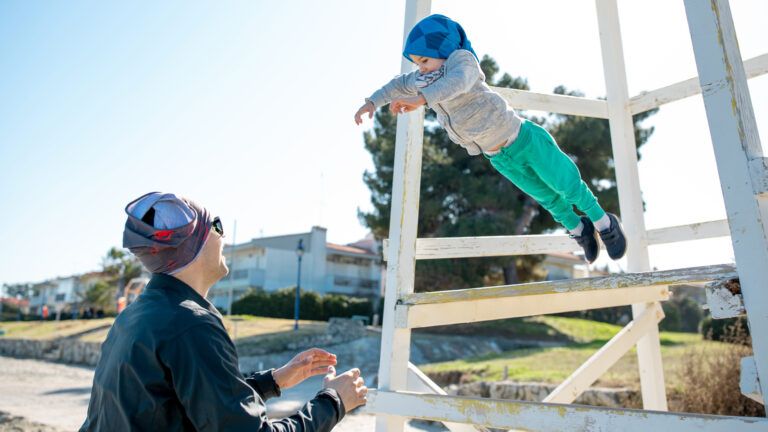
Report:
421,316,726,390
0,316,327,345
0,319,114,340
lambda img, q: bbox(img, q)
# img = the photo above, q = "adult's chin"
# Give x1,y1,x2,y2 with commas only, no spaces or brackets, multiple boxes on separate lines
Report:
218,261,229,279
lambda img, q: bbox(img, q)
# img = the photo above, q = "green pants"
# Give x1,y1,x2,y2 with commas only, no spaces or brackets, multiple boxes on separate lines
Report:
487,120,606,231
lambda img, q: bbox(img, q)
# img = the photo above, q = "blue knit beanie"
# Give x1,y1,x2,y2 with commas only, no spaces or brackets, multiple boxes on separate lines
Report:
403,14,478,62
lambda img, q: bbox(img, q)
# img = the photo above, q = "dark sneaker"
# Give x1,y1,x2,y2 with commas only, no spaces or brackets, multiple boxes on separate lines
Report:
569,217,599,264
598,213,628,260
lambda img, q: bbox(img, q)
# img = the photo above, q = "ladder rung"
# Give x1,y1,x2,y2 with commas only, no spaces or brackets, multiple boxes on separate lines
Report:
383,220,730,261
395,264,735,328
365,390,768,431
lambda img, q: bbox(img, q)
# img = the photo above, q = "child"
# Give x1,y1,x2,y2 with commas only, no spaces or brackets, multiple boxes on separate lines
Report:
354,14,627,263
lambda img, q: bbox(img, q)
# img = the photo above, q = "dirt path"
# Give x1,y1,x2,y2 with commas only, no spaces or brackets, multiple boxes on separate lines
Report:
0,356,443,431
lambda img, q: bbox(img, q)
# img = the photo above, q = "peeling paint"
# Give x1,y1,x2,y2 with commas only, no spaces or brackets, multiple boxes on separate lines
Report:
402,264,735,305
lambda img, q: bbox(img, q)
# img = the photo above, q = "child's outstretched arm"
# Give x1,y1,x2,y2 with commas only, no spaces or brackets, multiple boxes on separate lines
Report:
354,72,418,124
418,50,481,107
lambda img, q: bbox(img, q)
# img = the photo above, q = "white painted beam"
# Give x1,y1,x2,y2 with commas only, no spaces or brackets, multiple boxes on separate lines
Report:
397,286,669,329
543,303,664,404
376,1,431,431
382,220,731,260
685,0,768,405
740,356,764,405
491,87,609,118
365,390,768,431
406,363,488,432
401,264,734,306
596,0,667,410
748,157,768,197
630,53,768,115
646,219,730,245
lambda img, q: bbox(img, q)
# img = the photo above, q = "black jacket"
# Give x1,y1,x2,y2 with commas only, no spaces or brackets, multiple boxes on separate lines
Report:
80,273,345,431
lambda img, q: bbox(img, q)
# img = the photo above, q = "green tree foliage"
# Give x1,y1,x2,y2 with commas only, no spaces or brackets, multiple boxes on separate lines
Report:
102,247,143,289
81,280,116,312
79,247,143,312
1,283,36,299
359,55,657,291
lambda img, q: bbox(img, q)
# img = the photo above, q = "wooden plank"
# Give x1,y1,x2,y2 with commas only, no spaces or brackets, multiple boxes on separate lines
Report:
384,234,580,260
376,1,431,431
491,87,609,118
646,219,730,245
748,157,768,197
685,0,768,404
400,264,735,305
596,0,667,410
396,286,669,329
406,363,488,432
705,278,746,319
629,53,768,115
382,220,730,261
365,390,768,431
543,303,664,404
740,357,764,405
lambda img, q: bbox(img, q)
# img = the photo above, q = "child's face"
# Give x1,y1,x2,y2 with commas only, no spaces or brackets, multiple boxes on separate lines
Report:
409,54,445,74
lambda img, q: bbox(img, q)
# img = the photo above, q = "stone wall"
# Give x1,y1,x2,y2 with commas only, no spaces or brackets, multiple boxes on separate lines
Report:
0,338,102,366
446,380,641,409
0,318,367,368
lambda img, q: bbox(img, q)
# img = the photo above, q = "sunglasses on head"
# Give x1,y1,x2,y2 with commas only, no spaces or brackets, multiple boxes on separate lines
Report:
212,217,225,237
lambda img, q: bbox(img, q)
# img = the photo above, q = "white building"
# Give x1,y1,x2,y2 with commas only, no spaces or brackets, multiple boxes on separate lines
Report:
27,271,107,317
542,252,607,280
208,227,382,310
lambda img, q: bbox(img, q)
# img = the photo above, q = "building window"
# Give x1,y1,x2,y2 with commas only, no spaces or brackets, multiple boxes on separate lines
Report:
233,270,248,280
334,276,353,286
358,279,378,289
327,255,373,266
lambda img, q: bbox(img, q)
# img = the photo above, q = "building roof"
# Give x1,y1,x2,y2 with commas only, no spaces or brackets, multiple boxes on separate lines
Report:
326,243,377,256
545,252,583,263
1,297,30,307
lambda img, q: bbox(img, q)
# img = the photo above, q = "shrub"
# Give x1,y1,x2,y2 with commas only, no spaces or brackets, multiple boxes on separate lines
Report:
674,321,764,416
231,287,374,322
700,315,751,343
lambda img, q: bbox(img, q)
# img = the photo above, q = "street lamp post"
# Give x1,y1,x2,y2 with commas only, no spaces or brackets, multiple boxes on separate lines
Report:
294,239,304,331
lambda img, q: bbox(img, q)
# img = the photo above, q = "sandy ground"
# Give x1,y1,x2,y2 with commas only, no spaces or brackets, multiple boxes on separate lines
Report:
0,356,444,431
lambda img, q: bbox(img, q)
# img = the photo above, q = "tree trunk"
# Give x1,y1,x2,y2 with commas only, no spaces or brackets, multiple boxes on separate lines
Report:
503,196,540,284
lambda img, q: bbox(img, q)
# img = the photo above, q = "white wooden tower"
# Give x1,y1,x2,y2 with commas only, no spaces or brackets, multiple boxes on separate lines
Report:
365,0,768,430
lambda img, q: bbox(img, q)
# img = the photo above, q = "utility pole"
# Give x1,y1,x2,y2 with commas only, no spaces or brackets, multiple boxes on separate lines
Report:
226,220,237,316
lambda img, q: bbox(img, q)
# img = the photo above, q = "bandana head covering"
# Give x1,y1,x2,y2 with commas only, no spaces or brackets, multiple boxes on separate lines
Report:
403,14,478,63
122,192,212,274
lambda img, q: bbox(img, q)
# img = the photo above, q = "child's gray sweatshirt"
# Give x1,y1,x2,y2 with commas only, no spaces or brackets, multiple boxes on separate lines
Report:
367,49,522,155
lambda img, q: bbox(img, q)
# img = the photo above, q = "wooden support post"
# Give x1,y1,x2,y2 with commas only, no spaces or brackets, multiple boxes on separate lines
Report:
544,303,664,404
375,1,430,431
596,0,668,410
684,0,768,405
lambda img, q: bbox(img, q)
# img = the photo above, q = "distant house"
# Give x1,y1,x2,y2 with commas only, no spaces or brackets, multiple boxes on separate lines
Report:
27,271,110,317
542,252,608,280
208,227,382,311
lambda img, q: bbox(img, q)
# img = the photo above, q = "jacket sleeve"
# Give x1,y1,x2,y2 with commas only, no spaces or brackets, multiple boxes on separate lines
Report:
418,50,481,107
246,369,281,401
161,323,345,432
366,71,419,108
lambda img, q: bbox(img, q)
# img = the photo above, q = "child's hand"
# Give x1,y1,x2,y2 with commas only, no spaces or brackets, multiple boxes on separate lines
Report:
354,101,375,125
390,95,426,115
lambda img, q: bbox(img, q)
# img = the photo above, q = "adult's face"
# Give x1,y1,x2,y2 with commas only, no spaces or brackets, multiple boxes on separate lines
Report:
199,228,229,285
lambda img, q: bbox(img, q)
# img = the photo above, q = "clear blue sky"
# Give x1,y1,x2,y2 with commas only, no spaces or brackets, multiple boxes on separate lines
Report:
1,1,766,287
